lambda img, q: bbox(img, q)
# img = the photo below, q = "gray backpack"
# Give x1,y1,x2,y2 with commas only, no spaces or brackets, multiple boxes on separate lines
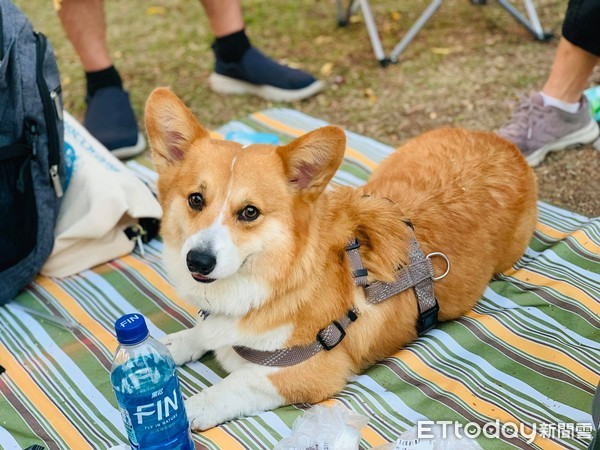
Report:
0,0,65,304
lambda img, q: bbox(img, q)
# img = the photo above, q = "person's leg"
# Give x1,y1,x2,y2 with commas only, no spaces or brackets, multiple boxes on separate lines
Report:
58,0,145,158
58,0,111,72
200,0,324,102
541,38,599,105
200,0,244,37
497,1,600,167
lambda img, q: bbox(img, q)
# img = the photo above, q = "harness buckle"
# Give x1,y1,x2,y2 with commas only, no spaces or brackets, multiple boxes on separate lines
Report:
346,238,360,251
317,321,346,350
417,300,439,335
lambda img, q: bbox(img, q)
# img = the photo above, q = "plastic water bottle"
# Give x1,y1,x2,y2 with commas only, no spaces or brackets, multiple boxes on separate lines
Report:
583,87,600,151
584,86,600,122
111,313,194,449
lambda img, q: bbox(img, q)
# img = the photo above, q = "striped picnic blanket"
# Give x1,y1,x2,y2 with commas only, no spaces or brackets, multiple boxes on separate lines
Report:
0,109,598,450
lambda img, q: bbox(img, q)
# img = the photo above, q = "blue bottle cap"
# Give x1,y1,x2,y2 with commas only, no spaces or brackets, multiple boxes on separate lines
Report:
115,313,149,345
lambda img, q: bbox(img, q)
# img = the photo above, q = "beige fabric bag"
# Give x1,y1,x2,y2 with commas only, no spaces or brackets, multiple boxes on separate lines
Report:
41,111,162,277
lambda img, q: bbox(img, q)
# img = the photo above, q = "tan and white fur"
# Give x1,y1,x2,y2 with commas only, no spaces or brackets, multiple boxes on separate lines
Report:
144,88,538,430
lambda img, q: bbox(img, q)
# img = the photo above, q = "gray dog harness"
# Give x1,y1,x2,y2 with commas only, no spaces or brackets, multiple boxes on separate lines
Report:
228,222,449,367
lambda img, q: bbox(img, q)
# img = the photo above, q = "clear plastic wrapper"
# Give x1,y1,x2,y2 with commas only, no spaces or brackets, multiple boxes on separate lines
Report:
274,403,368,450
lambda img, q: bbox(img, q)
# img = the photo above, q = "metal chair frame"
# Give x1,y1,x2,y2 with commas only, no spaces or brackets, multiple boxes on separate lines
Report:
336,0,553,67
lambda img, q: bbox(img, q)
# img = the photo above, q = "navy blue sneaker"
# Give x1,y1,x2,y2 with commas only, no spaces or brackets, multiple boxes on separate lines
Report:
208,46,324,102
84,86,146,159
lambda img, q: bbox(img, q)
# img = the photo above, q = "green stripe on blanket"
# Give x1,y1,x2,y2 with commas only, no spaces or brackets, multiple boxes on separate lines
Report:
0,108,598,450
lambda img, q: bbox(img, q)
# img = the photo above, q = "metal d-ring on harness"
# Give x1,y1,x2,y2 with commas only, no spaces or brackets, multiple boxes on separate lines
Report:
230,221,450,367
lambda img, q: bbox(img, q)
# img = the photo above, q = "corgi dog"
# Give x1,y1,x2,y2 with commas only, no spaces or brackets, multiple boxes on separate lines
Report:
144,87,538,430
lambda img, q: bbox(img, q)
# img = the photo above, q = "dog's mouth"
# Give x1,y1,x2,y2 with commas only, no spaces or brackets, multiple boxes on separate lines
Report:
190,272,216,283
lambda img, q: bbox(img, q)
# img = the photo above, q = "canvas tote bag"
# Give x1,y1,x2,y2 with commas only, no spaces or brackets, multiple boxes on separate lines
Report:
41,111,162,277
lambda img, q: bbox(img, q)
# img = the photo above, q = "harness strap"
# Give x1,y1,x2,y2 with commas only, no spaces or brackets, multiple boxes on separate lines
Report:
345,239,368,286
230,222,446,367
232,308,358,367
346,226,440,334
364,257,434,304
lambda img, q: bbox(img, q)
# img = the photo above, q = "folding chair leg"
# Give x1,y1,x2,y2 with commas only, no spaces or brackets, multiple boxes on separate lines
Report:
388,0,444,63
358,0,388,64
336,0,361,26
496,0,552,41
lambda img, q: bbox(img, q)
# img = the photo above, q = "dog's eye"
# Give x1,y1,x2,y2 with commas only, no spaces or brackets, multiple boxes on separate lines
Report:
238,205,260,222
188,193,204,210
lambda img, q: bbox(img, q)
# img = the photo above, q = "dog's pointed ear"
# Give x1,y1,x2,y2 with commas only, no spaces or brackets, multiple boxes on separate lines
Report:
144,87,208,173
276,126,346,199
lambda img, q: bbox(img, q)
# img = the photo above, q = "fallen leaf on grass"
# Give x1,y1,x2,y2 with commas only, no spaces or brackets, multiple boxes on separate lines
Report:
314,35,332,45
364,88,378,103
430,47,452,55
146,6,167,15
320,62,334,77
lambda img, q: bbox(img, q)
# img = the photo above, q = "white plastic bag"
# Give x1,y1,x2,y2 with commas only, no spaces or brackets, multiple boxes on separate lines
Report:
274,403,369,450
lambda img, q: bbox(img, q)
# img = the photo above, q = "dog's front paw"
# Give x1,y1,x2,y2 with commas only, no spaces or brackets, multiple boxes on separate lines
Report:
160,329,205,366
185,392,219,431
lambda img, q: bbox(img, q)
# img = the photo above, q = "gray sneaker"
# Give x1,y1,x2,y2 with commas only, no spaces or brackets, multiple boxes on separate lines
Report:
497,93,600,167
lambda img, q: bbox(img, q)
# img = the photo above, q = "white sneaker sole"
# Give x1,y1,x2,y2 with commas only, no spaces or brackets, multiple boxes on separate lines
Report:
208,73,325,102
527,119,600,167
110,132,147,160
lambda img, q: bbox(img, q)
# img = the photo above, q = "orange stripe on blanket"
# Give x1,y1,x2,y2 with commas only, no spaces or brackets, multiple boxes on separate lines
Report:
198,426,246,449
37,277,118,354
512,269,600,316
466,310,596,385
535,222,572,241
571,228,600,255
0,345,91,449
400,351,563,449
361,424,388,446
251,112,378,170
119,255,197,317
535,223,599,255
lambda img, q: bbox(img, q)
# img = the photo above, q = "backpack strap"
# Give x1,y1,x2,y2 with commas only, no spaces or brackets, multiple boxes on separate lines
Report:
0,1,4,61
0,143,30,161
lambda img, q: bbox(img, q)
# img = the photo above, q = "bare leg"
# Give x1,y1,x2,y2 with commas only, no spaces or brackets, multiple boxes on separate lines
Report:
542,38,600,103
58,0,112,72
200,0,245,37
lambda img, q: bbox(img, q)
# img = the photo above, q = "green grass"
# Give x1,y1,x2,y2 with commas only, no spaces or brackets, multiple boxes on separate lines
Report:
14,0,600,216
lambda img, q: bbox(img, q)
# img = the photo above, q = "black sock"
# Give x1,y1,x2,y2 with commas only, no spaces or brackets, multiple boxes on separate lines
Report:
85,65,123,98
213,29,251,63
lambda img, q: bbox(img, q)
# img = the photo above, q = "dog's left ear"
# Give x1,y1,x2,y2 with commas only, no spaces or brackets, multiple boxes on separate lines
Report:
276,126,346,199
145,87,209,173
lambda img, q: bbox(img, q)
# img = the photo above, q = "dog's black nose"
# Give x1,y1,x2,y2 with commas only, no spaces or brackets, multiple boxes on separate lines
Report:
186,250,216,275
